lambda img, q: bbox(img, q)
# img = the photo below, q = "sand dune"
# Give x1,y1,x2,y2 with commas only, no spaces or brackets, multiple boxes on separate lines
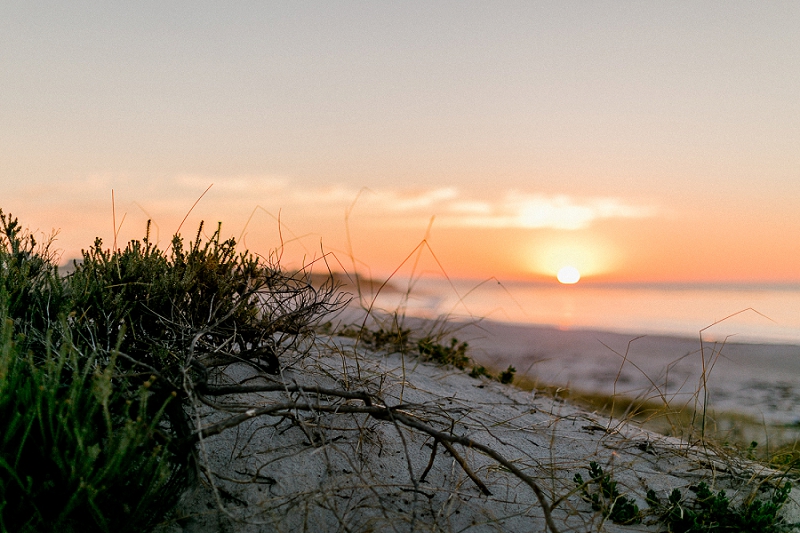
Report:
155,323,799,532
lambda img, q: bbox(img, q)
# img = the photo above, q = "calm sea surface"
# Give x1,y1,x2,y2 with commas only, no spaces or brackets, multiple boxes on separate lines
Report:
361,278,800,345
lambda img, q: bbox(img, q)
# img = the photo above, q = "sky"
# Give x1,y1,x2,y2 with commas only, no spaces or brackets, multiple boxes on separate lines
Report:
3,2,800,284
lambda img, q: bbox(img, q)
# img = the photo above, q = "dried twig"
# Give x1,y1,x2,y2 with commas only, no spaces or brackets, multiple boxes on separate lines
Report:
186,383,562,533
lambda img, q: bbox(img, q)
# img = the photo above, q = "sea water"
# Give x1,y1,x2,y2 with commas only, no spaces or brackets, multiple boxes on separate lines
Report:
360,278,800,345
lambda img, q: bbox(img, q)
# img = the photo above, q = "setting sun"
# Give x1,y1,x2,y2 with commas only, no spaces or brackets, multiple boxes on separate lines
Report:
556,266,581,284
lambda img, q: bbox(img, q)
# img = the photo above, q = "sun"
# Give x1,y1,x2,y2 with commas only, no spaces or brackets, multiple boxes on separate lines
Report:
556,266,581,284
526,237,615,283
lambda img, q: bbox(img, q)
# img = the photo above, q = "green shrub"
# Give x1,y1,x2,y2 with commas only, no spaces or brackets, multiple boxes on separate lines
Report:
0,311,186,533
646,481,795,533
0,212,189,531
0,211,345,530
0,211,66,346
469,365,490,378
574,461,641,525
63,221,342,442
67,221,290,374
417,337,469,369
498,365,516,385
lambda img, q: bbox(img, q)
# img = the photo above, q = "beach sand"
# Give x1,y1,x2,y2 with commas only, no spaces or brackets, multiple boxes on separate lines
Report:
412,317,800,425
154,318,800,532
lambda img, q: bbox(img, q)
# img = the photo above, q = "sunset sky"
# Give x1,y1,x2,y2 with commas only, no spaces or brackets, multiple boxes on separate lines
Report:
3,2,799,284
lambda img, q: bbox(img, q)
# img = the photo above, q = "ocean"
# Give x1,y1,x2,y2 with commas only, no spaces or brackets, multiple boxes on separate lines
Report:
360,278,800,345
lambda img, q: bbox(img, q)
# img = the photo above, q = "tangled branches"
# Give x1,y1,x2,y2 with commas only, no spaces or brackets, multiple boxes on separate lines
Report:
63,221,348,440
164,325,564,533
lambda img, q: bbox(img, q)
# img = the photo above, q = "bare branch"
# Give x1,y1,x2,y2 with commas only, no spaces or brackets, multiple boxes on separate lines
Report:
185,387,562,533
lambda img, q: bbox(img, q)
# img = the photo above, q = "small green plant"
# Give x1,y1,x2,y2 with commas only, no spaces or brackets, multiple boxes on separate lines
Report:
498,365,516,384
363,326,411,352
646,480,794,533
574,461,641,525
469,364,490,378
468,364,516,384
340,322,517,386
333,323,412,352
417,337,469,369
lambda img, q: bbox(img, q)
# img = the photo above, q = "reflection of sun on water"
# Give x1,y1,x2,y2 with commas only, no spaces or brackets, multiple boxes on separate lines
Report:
557,266,581,284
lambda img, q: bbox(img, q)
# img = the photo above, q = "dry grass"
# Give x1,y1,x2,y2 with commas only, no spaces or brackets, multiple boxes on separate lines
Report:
482,360,800,476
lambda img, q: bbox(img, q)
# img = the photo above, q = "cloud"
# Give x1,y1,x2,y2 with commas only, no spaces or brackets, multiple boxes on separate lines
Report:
171,177,459,214
356,187,460,212
16,174,655,234
167,178,656,230
436,192,656,230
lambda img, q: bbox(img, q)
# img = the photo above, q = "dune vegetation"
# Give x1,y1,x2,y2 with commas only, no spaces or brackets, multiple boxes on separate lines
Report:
0,210,345,531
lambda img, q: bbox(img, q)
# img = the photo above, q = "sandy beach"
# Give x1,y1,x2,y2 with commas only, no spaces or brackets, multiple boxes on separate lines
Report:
154,317,800,532
451,318,800,426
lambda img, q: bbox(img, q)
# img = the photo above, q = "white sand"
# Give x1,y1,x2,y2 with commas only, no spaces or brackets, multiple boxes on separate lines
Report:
154,322,799,533
442,318,800,426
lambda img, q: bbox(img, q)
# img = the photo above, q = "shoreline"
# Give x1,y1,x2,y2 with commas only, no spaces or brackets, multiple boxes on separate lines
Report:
334,309,800,429
456,319,800,433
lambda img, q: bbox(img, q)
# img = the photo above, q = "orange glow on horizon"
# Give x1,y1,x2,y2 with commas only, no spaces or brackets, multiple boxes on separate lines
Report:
10,186,800,287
